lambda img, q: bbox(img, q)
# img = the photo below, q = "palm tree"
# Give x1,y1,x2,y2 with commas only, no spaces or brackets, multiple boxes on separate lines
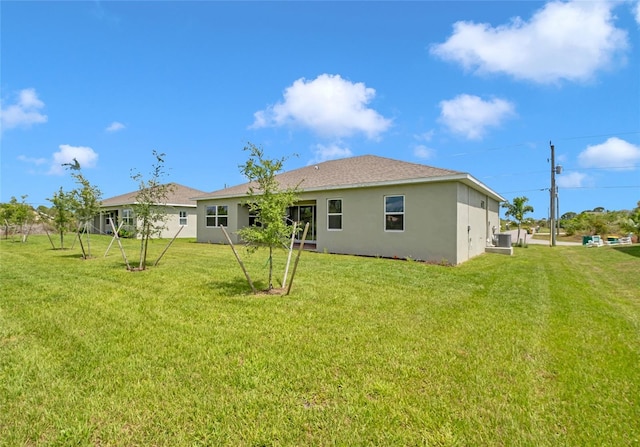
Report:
502,196,534,245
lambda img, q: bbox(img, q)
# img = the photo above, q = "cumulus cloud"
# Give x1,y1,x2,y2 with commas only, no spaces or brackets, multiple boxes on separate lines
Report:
438,94,515,140
413,145,436,160
557,171,589,188
106,121,126,132
578,137,640,170
251,74,392,140
49,144,99,175
635,1,640,25
414,130,435,142
0,88,48,131
412,133,436,159
308,143,353,165
430,1,628,84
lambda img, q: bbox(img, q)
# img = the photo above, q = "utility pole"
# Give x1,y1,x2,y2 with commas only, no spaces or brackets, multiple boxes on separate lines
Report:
556,187,560,237
550,142,556,247
549,141,562,247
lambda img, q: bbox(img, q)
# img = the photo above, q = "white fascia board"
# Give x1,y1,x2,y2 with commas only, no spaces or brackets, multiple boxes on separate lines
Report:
101,202,196,208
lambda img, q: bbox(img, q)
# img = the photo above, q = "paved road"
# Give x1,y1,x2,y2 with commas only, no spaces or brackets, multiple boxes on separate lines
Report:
503,229,581,246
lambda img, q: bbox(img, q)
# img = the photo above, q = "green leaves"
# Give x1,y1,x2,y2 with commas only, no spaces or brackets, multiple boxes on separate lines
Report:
130,150,174,269
237,143,299,289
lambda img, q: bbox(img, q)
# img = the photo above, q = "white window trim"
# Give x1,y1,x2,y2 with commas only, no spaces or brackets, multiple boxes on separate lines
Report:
179,211,188,226
327,198,343,231
384,195,405,232
206,205,228,228
122,208,134,227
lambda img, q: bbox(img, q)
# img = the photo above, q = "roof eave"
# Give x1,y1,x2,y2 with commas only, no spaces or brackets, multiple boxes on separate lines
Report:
194,174,506,202
100,202,197,208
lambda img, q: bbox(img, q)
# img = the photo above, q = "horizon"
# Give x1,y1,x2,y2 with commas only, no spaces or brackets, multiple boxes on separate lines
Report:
2,1,639,220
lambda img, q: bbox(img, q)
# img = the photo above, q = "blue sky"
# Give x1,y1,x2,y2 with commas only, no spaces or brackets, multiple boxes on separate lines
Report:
2,1,639,219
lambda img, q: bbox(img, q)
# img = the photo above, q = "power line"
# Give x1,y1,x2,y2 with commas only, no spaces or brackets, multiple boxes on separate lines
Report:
561,185,640,190
499,185,640,195
438,130,640,160
555,165,640,172
555,131,640,142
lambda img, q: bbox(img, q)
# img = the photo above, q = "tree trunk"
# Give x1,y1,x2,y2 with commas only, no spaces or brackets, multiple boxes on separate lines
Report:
85,222,91,257
138,219,148,270
268,246,273,289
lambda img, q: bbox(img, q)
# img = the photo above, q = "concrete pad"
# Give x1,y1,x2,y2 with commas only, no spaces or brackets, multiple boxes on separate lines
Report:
485,246,513,256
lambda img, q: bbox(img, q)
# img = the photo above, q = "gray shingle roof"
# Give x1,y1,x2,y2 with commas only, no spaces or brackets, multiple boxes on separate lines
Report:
101,183,207,207
195,155,470,200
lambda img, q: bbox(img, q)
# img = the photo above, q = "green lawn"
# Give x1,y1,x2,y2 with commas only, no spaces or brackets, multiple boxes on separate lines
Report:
1,235,638,446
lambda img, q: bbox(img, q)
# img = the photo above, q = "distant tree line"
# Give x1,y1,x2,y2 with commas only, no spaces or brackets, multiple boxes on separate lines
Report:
559,203,640,238
500,202,640,240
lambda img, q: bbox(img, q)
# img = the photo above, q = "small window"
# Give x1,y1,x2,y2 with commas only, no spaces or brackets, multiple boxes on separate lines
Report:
327,199,342,230
384,195,404,231
249,211,258,227
122,208,134,227
179,211,188,226
206,205,228,227
480,200,485,209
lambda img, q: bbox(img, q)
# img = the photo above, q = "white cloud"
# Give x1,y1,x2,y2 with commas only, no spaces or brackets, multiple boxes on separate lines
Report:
413,145,435,160
308,143,353,165
251,74,392,140
578,137,640,170
49,144,99,175
557,171,589,188
0,88,48,131
414,130,435,142
106,121,126,132
438,94,515,140
430,1,628,84
17,155,47,166
635,1,640,25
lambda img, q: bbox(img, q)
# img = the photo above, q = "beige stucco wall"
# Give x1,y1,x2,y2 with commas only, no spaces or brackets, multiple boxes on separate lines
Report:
455,184,501,264
98,206,198,238
163,206,198,238
196,180,502,265
310,183,459,263
196,199,243,244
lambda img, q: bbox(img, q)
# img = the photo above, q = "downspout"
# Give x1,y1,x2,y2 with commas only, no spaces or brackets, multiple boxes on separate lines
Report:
467,186,471,260
485,194,490,246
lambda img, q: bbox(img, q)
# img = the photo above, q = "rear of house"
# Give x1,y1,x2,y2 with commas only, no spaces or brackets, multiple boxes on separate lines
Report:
194,155,503,265
97,183,206,238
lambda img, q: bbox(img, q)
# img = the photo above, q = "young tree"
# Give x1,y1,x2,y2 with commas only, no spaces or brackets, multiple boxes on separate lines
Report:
131,151,174,270
617,201,640,240
69,170,102,258
0,200,16,239
237,143,299,290
502,196,534,245
47,187,75,249
1,196,34,241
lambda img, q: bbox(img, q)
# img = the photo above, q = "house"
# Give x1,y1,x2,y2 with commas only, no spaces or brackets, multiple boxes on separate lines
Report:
194,155,505,265
97,183,207,238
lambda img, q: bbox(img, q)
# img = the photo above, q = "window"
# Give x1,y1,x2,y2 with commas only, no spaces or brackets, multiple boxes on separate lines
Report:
249,211,257,227
384,195,404,231
179,211,188,226
122,209,134,227
206,205,228,227
327,199,342,230
248,208,261,227
480,200,485,209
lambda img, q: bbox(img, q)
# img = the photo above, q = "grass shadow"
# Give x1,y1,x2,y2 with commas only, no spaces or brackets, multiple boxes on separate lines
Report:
612,244,640,258
208,279,256,296
208,278,275,296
